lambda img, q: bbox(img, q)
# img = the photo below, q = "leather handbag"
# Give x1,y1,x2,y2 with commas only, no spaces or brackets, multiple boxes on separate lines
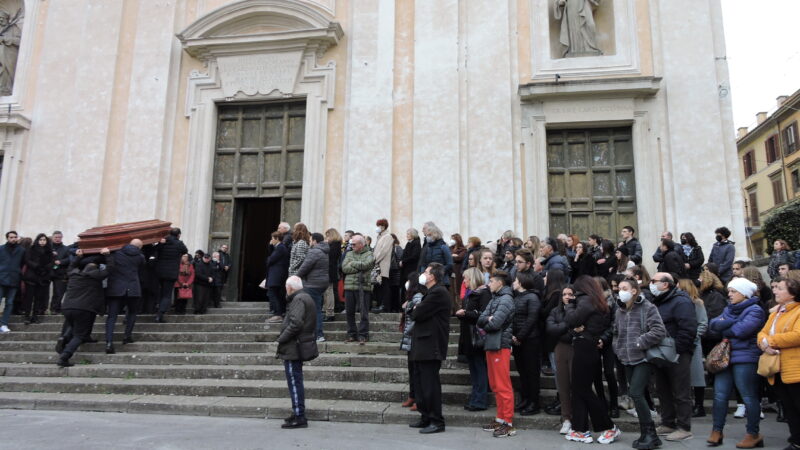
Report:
471,325,486,350
639,307,679,367
757,352,781,378
705,338,731,374
297,338,319,362
370,265,382,286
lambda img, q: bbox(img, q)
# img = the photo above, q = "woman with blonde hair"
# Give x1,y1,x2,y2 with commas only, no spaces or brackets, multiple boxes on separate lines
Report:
678,278,709,418
456,267,493,411
525,236,541,257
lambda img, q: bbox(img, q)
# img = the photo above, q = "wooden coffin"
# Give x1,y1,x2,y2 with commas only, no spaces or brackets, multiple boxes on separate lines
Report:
78,220,172,254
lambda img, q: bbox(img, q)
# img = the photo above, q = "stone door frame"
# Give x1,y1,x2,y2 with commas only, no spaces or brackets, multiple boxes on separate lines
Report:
177,0,342,249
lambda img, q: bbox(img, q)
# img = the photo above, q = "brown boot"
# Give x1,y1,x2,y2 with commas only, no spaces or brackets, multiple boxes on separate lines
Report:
735,433,764,449
706,430,724,447
401,397,414,407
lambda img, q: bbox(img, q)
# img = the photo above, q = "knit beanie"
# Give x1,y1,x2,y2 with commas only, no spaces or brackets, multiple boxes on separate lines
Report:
727,277,757,298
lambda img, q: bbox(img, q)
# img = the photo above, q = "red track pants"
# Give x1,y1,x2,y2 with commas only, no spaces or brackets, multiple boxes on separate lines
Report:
486,348,514,424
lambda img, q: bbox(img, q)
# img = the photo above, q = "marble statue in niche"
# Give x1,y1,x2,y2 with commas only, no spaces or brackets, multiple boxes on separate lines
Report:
0,8,21,96
554,0,602,58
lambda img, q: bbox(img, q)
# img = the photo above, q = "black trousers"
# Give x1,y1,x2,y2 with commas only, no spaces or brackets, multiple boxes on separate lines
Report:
212,286,222,308
60,309,96,360
407,354,417,399
376,278,391,309
653,351,693,431
775,374,800,446
513,338,541,406
157,279,176,314
22,281,50,317
105,296,139,343
595,342,619,409
345,290,370,339
413,359,444,427
50,278,67,313
194,285,211,314
571,337,614,433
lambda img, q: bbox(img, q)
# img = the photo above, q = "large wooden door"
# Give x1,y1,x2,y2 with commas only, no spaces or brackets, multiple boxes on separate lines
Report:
546,127,637,239
210,101,305,300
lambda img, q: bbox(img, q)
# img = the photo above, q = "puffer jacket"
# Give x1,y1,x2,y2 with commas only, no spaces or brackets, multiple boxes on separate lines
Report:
512,289,542,341
613,296,667,365
708,297,766,364
296,241,330,290
276,289,317,361
477,285,515,350
768,250,796,280
759,302,800,384
653,286,698,355
341,247,374,291
542,253,570,276
288,239,309,277
565,291,611,342
400,292,423,351
418,239,453,286
61,256,115,315
546,303,572,345
154,235,187,281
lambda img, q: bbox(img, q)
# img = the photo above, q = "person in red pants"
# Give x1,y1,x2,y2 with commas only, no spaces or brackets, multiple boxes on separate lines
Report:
477,271,516,438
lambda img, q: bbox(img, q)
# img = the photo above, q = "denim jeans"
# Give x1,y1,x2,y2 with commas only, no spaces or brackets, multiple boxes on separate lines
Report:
0,285,17,326
305,287,325,339
713,362,760,435
466,351,488,409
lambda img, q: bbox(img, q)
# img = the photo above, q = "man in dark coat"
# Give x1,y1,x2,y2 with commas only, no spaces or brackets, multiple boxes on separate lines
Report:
266,231,290,323
409,262,451,434
658,239,686,278
154,228,188,323
49,231,71,314
276,276,317,429
649,272,698,441
296,233,329,341
652,231,683,270
541,238,570,277
193,253,214,315
708,226,735,284
0,230,24,333
620,226,643,265
104,239,145,353
56,248,114,367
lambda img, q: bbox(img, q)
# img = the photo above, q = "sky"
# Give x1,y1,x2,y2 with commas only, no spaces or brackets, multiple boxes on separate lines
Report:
722,0,800,131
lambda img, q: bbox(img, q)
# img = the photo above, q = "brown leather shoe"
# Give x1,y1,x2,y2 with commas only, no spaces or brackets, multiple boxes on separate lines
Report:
735,433,764,449
707,430,724,446
401,397,415,407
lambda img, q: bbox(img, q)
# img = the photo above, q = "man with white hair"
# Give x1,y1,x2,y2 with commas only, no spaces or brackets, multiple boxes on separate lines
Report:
341,234,374,344
276,276,317,429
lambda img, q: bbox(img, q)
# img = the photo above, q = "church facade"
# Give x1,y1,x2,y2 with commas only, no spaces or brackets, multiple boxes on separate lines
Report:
0,0,743,292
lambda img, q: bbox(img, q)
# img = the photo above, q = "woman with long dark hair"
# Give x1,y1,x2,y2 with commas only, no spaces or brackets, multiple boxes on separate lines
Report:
595,240,617,280
22,233,53,325
511,270,545,415
564,275,620,444
542,269,568,384
680,232,704,281
570,241,596,280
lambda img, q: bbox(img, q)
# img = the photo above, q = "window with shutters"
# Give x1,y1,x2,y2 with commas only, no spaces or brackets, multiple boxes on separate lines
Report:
785,122,799,155
765,135,778,164
793,168,800,194
771,174,785,205
747,189,759,226
742,151,755,177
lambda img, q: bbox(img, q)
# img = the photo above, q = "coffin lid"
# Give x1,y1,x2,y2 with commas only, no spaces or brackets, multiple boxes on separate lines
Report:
78,220,172,254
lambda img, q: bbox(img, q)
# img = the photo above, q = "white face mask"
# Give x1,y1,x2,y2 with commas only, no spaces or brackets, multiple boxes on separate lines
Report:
649,283,665,297
425,236,433,243
375,227,383,234
404,281,410,291
418,274,428,285
618,290,634,303
349,239,354,246
448,239,456,247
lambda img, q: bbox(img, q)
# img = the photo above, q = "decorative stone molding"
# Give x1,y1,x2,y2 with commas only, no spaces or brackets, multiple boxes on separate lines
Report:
177,0,341,249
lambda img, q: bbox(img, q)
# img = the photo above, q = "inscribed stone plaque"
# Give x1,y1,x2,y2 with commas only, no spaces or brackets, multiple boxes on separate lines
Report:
217,52,302,98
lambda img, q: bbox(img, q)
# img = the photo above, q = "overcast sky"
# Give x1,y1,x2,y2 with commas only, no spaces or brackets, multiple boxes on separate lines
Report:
722,0,800,131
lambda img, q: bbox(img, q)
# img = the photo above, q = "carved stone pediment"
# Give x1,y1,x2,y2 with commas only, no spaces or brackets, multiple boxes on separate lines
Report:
177,0,343,61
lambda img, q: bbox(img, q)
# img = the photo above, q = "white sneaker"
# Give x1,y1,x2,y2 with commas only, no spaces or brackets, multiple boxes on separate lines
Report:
618,395,634,410
597,425,621,444
316,336,326,343
0,325,9,333
734,404,745,418
760,410,765,419
626,408,638,418
560,420,572,435
650,409,659,420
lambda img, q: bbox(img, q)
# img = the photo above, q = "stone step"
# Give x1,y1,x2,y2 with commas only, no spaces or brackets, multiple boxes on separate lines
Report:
0,392,664,431
0,340,458,355
7,314,270,324
0,330,461,344
23,321,459,333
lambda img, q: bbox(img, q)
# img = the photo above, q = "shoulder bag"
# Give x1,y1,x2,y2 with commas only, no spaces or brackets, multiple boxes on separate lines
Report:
705,338,731,374
640,306,679,367
758,312,790,378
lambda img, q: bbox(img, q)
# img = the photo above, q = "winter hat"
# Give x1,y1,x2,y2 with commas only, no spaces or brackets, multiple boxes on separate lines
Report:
616,245,629,257
727,277,757,298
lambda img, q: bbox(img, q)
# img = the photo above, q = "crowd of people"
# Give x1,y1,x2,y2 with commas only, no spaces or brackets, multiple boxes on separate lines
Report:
2,220,800,449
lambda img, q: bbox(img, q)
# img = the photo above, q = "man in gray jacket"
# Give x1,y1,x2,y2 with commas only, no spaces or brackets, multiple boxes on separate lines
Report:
276,276,317,429
296,233,329,342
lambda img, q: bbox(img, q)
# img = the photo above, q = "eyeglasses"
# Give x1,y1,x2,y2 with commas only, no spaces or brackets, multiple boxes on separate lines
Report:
515,260,527,265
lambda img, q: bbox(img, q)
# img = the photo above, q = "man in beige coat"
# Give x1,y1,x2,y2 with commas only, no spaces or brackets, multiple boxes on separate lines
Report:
371,218,393,313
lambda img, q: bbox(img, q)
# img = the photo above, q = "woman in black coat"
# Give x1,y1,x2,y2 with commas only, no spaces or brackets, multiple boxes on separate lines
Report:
401,229,421,287
659,238,686,278
325,229,343,318
456,267,493,411
570,241,596,280
23,233,54,324
679,232,704,280
511,271,545,415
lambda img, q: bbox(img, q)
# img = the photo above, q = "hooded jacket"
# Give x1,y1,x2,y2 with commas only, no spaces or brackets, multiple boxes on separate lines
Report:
708,296,766,364
653,286,698,354
61,256,115,314
0,243,24,287
296,241,330,290
276,289,317,361
613,295,667,365
106,245,145,297
477,285,515,350
542,252,571,276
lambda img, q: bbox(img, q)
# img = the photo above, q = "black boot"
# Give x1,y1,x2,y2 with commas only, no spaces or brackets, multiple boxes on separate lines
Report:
692,386,706,417
57,354,74,368
105,343,115,354
545,399,561,416
778,401,787,423
515,399,530,412
635,422,662,450
692,404,706,417
521,402,541,416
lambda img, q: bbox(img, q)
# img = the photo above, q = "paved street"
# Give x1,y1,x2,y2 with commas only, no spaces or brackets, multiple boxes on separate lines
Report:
0,409,789,450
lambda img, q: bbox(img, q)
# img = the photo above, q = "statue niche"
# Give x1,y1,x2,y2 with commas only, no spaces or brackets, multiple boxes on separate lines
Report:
0,5,22,96
554,0,602,58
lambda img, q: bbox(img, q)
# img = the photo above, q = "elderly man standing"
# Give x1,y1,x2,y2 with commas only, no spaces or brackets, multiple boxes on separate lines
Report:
341,234,374,344
276,276,317,429
409,262,451,434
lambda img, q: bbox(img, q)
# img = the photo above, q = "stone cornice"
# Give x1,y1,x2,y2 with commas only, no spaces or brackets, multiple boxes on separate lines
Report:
519,76,661,101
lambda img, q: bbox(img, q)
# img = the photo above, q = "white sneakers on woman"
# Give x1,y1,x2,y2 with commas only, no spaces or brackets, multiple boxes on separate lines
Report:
559,420,572,435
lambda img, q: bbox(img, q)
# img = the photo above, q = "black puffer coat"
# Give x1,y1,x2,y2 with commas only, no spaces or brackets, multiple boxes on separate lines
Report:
154,235,188,281
61,256,115,314
546,304,572,345
457,287,492,356
512,289,542,341
276,289,317,361
564,291,611,342
477,286,515,350
23,244,53,285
